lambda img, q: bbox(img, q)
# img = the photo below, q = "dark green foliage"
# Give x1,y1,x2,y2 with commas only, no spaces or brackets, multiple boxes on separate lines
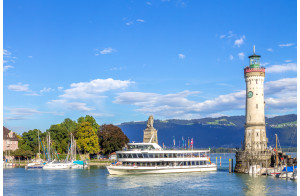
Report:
11,148,34,159
47,124,70,153
20,129,42,153
98,124,129,155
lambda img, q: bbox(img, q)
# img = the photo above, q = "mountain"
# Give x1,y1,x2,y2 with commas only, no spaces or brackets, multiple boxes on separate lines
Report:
118,114,297,148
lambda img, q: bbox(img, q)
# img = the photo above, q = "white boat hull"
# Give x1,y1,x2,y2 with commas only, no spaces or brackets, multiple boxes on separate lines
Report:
107,165,217,175
43,163,73,170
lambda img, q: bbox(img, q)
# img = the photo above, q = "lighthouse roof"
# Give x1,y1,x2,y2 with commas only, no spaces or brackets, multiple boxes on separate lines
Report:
248,54,261,58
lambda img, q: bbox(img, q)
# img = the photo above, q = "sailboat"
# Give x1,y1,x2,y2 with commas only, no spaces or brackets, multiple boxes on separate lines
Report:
26,130,45,169
69,134,88,169
43,133,73,170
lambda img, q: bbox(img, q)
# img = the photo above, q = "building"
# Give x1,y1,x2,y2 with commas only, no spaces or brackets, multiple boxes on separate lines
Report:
143,115,158,144
3,126,19,152
234,46,272,173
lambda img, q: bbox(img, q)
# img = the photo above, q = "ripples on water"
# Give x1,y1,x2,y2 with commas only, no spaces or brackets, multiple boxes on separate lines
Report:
3,153,297,196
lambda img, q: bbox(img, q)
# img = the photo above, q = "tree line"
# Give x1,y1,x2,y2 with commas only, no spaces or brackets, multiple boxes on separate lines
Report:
9,115,129,159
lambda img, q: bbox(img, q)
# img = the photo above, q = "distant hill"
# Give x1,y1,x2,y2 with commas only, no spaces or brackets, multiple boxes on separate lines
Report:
118,114,297,148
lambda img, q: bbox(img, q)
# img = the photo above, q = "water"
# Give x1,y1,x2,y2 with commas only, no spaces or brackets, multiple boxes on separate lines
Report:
4,153,297,195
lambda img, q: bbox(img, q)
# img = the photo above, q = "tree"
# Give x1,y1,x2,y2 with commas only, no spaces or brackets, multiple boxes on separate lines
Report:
11,149,34,160
21,129,42,153
77,115,99,132
61,118,78,134
98,124,129,155
76,122,100,154
47,124,70,153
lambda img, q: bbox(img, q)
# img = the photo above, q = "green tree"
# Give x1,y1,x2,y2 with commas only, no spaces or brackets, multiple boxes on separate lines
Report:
98,124,129,155
47,124,70,153
11,149,34,160
21,129,42,153
77,115,99,132
76,122,100,154
61,118,78,134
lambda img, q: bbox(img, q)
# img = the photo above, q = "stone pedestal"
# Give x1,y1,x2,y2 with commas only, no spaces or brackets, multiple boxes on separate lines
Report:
235,150,272,173
143,127,158,144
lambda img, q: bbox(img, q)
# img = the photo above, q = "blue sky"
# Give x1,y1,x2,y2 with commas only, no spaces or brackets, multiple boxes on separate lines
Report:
3,0,297,133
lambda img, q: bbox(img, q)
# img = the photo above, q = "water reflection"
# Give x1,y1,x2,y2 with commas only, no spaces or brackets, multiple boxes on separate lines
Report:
241,175,269,196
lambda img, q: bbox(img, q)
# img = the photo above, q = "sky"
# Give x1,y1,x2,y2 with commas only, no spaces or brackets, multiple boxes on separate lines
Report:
3,0,297,133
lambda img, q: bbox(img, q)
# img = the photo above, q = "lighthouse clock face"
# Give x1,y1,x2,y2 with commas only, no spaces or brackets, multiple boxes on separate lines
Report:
247,91,253,98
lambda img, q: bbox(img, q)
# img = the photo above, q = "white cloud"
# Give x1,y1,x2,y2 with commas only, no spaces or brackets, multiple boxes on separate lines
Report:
234,35,246,47
28,56,33,58
48,100,94,111
229,55,234,60
278,43,294,47
95,48,116,55
284,60,292,63
260,62,269,66
267,48,273,52
57,86,64,91
126,21,134,26
4,107,47,121
219,35,226,39
8,83,29,92
108,66,127,71
146,2,152,5
114,77,296,119
40,87,54,93
266,63,297,73
136,19,145,23
3,49,11,56
3,65,14,72
60,78,133,100
238,52,245,60
178,54,185,59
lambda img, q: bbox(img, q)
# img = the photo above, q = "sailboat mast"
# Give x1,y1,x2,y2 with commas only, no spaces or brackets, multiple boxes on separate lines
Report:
275,134,278,167
71,133,73,161
38,130,40,159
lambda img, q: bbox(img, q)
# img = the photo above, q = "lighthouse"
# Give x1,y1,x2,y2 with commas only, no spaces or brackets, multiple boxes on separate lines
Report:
235,46,272,173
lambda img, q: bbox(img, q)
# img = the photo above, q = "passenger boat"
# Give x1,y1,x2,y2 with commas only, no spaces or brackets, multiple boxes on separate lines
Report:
106,142,217,175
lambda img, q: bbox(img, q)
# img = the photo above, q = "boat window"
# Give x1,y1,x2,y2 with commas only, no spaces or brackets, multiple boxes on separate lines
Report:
132,154,137,158
173,153,177,158
159,154,163,158
149,154,154,158
138,154,143,158
128,154,132,158
143,154,149,158
155,154,159,158
164,154,168,158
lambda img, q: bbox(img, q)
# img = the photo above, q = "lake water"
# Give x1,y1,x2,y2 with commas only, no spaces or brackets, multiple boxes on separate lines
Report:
3,153,297,195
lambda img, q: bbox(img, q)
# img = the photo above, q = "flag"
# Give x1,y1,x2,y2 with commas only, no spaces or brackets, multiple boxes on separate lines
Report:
182,136,184,148
188,137,190,148
173,136,175,146
209,147,211,151
191,138,193,147
163,143,165,148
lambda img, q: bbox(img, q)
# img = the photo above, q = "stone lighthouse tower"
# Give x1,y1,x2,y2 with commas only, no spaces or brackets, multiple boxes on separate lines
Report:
235,46,272,173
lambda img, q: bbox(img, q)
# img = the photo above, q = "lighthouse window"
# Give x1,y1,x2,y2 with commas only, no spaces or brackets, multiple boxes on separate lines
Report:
257,133,259,137
256,104,258,109
256,79,258,84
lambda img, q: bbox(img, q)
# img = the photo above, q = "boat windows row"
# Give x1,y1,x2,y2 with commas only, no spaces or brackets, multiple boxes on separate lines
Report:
117,153,208,159
121,161,207,167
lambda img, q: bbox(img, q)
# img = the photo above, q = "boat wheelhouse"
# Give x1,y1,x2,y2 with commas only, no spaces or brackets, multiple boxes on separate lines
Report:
107,142,217,175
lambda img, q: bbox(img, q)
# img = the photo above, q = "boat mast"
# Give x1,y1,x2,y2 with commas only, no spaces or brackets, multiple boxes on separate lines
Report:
38,130,40,159
275,134,278,168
